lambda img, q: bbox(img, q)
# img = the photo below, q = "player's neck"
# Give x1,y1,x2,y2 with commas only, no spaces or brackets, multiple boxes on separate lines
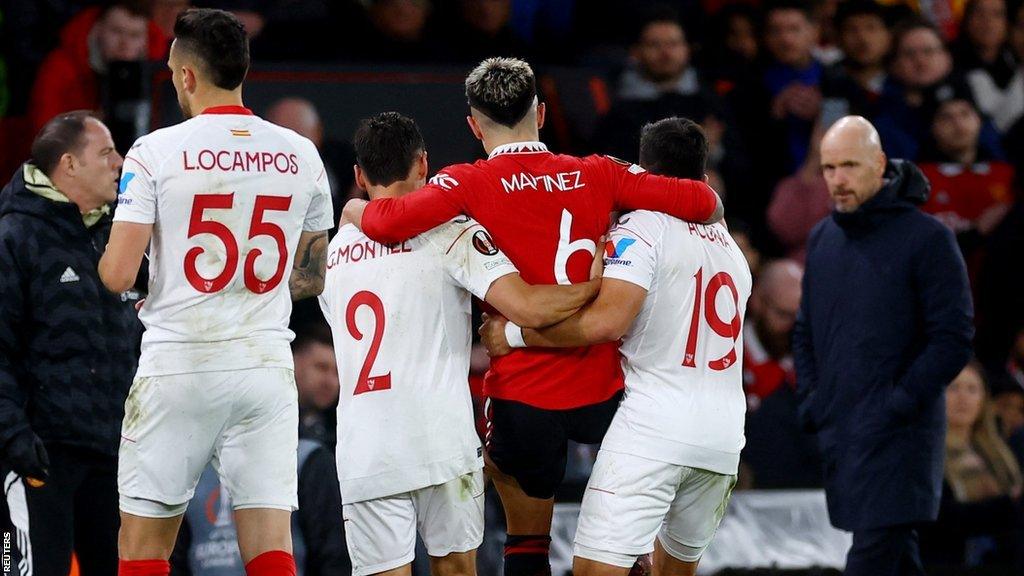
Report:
367,179,421,200
482,129,541,155
189,87,245,116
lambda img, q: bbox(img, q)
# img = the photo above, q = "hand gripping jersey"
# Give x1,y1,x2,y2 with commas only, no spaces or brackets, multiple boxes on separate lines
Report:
600,212,752,474
114,106,333,377
361,142,720,410
318,218,518,503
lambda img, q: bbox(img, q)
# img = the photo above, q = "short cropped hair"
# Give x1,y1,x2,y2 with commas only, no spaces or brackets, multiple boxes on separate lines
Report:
764,0,815,22
353,112,425,187
834,0,889,31
638,117,708,180
30,111,97,176
292,322,334,354
465,57,537,128
173,8,249,90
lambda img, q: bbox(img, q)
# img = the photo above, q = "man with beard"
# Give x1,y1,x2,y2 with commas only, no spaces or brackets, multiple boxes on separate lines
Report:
742,259,803,411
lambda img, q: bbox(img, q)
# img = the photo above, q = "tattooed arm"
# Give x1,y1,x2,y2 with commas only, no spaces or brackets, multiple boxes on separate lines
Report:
290,230,328,300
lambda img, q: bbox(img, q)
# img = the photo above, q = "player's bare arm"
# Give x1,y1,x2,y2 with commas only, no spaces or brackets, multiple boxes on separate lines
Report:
480,278,646,356
98,221,152,293
484,274,600,329
341,198,368,229
289,230,328,300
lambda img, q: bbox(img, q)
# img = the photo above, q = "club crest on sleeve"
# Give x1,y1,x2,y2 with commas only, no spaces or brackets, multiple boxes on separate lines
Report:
472,230,499,256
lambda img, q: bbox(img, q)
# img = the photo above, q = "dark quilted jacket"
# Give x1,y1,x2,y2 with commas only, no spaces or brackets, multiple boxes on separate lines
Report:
0,164,141,456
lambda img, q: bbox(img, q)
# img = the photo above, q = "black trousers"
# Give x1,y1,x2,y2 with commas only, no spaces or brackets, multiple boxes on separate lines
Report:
2,444,119,576
845,524,926,576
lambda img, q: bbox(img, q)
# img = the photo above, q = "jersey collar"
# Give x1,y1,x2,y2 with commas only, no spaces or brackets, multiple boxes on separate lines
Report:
488,141,550,159
200,105,254,116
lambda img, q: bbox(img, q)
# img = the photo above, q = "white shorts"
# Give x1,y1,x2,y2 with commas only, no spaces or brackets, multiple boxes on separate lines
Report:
573,449,736,568
118,367,299,517
343,471,485,576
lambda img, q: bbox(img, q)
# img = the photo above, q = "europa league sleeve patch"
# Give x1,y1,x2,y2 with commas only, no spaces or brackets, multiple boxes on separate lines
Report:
472,230,499,256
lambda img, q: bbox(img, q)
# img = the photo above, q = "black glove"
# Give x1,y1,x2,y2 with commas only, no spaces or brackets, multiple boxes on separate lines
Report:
3,430,50,481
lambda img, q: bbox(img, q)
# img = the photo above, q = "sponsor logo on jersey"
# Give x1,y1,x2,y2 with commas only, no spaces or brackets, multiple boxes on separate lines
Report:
472,230,499,256
604,238,636,259
429,173,460,190
118,172,135,194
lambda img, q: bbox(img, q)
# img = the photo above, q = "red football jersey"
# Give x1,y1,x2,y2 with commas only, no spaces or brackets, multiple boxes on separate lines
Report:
362,141,719,409
919,162,1015,232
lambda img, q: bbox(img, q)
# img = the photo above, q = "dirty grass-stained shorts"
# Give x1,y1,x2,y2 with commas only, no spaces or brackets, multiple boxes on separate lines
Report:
118,367,299,517
342,470,485,576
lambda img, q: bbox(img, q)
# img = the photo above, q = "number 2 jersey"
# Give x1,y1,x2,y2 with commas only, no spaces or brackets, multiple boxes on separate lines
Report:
318,219,518,503
113,106,333,377
601,211,752,474
361,142,720,410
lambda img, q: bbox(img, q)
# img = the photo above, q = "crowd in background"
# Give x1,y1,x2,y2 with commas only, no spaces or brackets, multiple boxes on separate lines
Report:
2,0,1024,573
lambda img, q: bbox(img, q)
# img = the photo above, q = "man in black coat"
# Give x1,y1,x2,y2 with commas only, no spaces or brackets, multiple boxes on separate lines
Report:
794,115,974,576
0,111,142,575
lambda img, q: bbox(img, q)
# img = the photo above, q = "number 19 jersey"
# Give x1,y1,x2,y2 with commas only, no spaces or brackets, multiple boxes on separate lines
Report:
318,218,518,503
114,106,333,377
600,211,752,475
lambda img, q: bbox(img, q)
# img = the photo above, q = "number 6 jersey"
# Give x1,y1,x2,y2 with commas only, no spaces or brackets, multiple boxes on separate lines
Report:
602,211,752,474
318,218,517,503
113,106,333,377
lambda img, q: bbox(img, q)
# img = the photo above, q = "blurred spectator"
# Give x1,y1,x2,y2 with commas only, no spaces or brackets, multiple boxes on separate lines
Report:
811,0,843,64
795,117,973,575
920,362,1023,571
975,200,1024,380
767,161,831,261
919,88,1014,245
706,4,761,93
743,259,803,409
265,96,358,234
440,0,531,63
346,0,445,63
170,439,351,575
593,7,723,161
0,112,140,576
197,0,265,37
726,217,764,278
955,0,1023,132
292,324,340,448
820,0,892,120
28,2,169,133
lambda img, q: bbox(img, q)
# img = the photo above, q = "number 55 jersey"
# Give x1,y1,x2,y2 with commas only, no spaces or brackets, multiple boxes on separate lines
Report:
602,212,752,474
114,106,333,377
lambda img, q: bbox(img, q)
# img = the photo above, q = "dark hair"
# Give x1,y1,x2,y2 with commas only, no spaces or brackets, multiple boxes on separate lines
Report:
173,8,249,90
834,0,889,30
292,322,333,353
891,16,945,53
638,117,708,180
634,5,684,44
465,57,538,128
99,0,152,19
354,112,425,187
764,0,815,22
30,111,97,176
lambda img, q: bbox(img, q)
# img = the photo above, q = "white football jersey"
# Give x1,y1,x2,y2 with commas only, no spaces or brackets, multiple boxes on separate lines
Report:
114,107,333,377
319,218,517,503
599,211,752,475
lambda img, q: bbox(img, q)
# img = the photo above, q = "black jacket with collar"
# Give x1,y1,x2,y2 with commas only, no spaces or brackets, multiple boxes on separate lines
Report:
0,164,141,457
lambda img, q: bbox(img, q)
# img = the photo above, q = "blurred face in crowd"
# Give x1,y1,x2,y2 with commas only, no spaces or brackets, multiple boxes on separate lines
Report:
892,27,952,89
965,0,1008,55
294,342,340,411
462,0,511,36
370,0,430,42
764,8,818,68
95,7,149,62
267,98,323,148
994,390,1024,439
820,117,886,212
932,100,982,161
751,261,803,359
946,365,986,431
726,13,759,61
839,14,891,68
633,21,690,83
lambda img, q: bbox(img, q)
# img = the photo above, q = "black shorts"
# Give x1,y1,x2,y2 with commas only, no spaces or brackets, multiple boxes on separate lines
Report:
484,390,624,500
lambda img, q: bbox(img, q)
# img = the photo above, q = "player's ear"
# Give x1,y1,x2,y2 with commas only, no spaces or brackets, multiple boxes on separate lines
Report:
182,65,197,93
418,151,429,180
353,164,368,192
536,102,546,130
466,115,484,142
